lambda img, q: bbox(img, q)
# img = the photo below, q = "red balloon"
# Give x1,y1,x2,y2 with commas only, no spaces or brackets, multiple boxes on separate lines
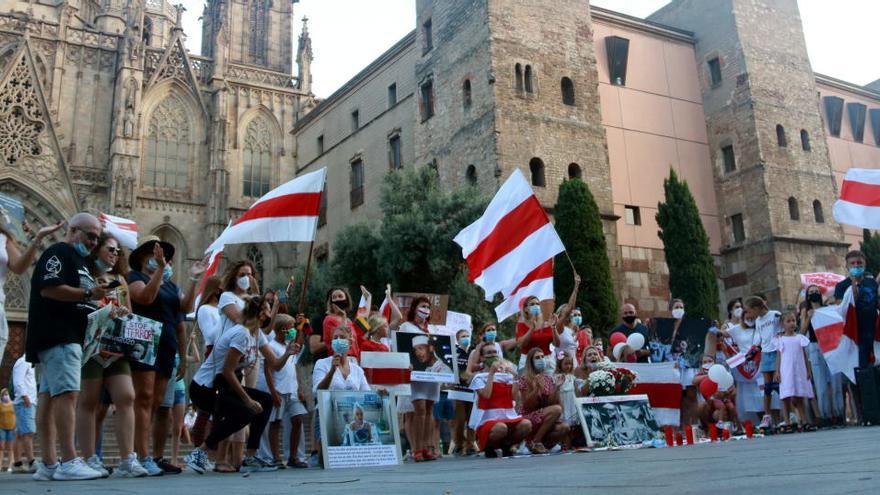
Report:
610,332,627,347
699,376,718,399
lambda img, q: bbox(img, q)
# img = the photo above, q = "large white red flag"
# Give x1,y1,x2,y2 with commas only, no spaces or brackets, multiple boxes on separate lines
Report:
209,168,326,249
99,212,137,250
617,362,681,426
454,169,564,301
494,259,553,320
812,286,880,382
360,351,411,385
833,168,880,228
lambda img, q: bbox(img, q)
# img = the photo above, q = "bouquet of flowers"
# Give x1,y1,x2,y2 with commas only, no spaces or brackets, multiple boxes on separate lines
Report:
609,367,638,394
587,367,638,397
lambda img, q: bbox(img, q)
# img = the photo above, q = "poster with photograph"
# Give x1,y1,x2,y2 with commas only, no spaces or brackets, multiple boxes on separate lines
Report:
647,318,711,368
0,192,27,242
577,394,661,448
393,332,456,383
84,306,162,367
394,293,449,325
318,390,402,469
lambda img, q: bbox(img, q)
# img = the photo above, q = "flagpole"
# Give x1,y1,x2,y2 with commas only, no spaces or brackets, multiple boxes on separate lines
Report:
563,249,578,278
298,240,315,314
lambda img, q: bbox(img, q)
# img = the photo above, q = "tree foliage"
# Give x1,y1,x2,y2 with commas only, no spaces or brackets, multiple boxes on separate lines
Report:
655,169,719,320
553,178,619,336
861,229,880,277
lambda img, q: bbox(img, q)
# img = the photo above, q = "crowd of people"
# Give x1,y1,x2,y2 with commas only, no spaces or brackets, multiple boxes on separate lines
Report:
0,212,876,480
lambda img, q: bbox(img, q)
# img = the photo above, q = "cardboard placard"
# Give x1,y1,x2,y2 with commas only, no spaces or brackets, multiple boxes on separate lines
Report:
428,310,472,337
647,317,711,369
318,390,402,469
577,394,661,448
393,332,457,383
394,293,449,325
84,306,163,368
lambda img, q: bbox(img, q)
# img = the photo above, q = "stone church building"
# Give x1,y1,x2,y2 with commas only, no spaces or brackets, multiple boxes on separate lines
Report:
1,0,880,379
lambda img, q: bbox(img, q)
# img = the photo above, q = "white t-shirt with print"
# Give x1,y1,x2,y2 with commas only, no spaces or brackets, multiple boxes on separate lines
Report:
755,310,782,352
255,339,300,396
218,291,245,334
194,324,268,388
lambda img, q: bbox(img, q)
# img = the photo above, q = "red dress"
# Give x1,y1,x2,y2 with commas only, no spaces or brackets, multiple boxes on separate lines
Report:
468,372,523,450
516,374,558,439
516,322,554,356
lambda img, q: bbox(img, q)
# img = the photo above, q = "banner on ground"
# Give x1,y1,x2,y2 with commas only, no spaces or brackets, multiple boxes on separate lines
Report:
577,394,661,448
616,362,681,426
317,390,402,469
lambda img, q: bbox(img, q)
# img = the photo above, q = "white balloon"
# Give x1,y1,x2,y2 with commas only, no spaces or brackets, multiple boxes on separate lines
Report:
613,342,627,360
717,371,734,391
626,332,645,351
708,364,727,382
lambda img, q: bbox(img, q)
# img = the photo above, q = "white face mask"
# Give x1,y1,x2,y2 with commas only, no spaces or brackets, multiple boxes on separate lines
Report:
733,307,743,319
237,276,250,291
672,308,685,320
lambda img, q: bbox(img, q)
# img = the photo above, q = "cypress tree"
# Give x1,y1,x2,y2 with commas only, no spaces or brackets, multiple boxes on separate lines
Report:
655,169,719,320
553,178,618,335
861,229,880,277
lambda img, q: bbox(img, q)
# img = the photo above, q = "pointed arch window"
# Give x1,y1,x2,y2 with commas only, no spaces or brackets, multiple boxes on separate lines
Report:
788,197,799,221
466,164,477,185
515,63,523,93
243,117,273,197
143,94,191,190
813,200,824,223
776,124,787,147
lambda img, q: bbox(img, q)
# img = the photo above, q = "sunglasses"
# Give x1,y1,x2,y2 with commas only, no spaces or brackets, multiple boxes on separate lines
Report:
105,246,120,254
75,227,99,242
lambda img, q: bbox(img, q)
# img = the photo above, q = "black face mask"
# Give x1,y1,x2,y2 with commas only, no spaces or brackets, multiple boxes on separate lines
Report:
261,317,271,329
808,293,822,304
333,298,350,311
622,315,637,325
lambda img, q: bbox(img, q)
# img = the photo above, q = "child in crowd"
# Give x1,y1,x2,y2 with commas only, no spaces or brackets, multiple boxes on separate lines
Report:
743,296,782,430
554,352,582,450
774,312,815,433
694,356,740,433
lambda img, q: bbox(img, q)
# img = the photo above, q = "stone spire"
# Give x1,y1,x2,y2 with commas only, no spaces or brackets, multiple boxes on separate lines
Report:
296,16,313,93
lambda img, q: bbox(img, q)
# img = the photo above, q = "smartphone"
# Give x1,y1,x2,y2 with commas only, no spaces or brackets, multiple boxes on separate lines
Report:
105,280,122,289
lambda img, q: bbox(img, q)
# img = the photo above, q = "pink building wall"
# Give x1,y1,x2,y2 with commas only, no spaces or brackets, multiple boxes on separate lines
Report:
593,19,722,256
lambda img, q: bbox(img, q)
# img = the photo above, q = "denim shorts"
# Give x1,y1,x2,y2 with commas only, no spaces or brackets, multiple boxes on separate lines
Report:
14,403,36,434
0,429,13,442
161,379,187,408
432,393,455,421
38,343,82,397
759,350,777,374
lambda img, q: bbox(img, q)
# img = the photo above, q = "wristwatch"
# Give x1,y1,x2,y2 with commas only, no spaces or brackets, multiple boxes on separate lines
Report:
83,288,92,301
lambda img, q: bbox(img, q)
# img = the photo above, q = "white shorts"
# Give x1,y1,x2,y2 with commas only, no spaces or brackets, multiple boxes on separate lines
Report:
270,393,308,422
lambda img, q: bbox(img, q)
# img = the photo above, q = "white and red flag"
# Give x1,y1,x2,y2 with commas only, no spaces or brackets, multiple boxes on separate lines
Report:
193,248,224,309
493,259,553,321
209,168,326,249
800,272,845,296
833,168,880,229
454,169,564,301
811,285,880,381
360,351,411,385
617,362,681,426
99,212,137,250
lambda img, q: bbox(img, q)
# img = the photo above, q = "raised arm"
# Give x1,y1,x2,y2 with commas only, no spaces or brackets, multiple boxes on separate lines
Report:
129,243,165,306
4,222,63,274
385,284,404,328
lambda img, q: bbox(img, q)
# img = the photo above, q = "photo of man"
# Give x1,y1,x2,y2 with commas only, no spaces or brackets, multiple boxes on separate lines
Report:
394,332,457,383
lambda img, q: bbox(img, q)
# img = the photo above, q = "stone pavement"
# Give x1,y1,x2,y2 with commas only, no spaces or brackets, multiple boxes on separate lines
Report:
2,427,878,495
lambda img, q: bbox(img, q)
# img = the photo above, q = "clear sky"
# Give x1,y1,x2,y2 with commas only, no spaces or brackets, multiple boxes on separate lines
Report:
177,0,879,98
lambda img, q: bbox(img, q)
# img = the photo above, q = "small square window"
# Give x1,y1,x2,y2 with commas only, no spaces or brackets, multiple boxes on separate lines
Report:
422,18,433,54
624,205,641,226
708,57,722,86
317,134,324,155
721,145,736,173
351,110,359,132
388,83,397,107
731,214,745,243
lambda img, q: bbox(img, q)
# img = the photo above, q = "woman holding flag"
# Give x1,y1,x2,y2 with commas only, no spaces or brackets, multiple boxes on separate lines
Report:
800,284,845,426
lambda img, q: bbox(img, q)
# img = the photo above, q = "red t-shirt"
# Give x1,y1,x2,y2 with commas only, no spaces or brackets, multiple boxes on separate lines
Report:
323,314,361,360
516,322,554,355
359,338,390,353
575,330,591,362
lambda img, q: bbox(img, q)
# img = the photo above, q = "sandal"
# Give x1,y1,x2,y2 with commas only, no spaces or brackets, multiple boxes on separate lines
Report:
529,442,548,454
427,447,441,460
413,450,428,462
213,462,238,473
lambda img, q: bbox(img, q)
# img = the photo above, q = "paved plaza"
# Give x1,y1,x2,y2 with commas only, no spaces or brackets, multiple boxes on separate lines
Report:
2,427,877,495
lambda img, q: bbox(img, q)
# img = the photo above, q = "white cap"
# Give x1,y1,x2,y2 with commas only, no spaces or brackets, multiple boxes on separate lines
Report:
412,335,430,347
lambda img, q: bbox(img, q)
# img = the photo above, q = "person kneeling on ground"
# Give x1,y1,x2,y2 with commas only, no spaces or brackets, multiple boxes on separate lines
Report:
469,344,532,458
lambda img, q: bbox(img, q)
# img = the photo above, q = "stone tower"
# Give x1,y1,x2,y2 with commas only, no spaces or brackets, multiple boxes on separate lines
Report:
202,0,296,74
651,0,847,307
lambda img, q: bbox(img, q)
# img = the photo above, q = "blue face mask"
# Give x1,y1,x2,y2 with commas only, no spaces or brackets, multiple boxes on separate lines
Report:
146,258,159,272
533,358,546,371
73,242,90,258
162,264,173,282
572,316,582,327
485,330,497,342
459,337,470,348
528,305,540,316
850,267,865,278
331,338,350,355
95,258,112,273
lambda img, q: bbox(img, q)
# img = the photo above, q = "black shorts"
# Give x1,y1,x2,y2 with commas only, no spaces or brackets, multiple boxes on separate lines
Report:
130,342,177,378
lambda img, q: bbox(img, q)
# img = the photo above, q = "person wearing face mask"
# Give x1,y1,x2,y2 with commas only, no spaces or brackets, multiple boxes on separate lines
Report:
611,304,650,362
719,298,763,423
469,344,530,458
801,285,845,427
75,233,144,478
466,324,505,376
516,278,580,373
322,287,365,362
451,329,477,456
397,296,442,462
515,348,568,454
26,213,111,481
834,251,879,402
667,299,698,426
189,275,223,449
553,304,583,366
127,236,206,476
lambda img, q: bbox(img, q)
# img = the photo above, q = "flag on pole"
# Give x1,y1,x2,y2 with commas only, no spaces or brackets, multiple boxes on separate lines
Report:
99,212,137,250
812,286,859,382
357,295,369,317
494,259,554,321
378,297,392,320
194,248,224,309
210,168,326,248
617,362,681,426
833,168,880,229
453,169,564,301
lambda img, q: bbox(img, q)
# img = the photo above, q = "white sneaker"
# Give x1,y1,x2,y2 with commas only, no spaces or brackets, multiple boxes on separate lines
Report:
111,454,149,478
52,457,103,481
32,461,57,481
140,456,164,477
86,455,110,478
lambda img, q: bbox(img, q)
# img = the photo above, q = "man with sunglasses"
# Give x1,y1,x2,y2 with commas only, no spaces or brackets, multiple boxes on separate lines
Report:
25,212,111,481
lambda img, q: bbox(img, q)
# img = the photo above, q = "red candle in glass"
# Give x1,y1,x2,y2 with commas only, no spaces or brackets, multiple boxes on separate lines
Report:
709,423,718,442
665,426,674,446
684,425,694,445
744,420,754,438
675,432,684,446
722,428,731,441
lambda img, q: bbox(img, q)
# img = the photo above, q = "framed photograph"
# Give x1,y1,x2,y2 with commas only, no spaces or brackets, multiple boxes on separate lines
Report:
393,332,457,383
576,394,662,448
647,317,711,368
317,390,402,469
